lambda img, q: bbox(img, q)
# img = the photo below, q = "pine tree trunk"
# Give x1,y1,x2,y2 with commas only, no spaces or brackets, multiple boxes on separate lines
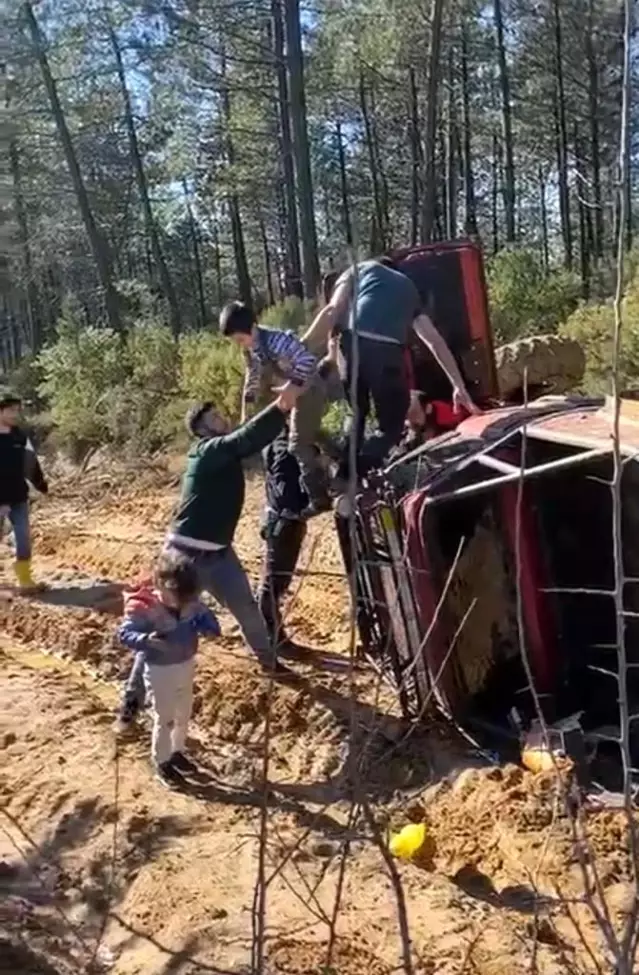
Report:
574,126,591,298
272,0,302,297
8,136,40,349
460,19,478,238
182,180,206,329
445,47,458,239
259,212,275,307
212,220,223,310
409,67,421,246
23,0,122,332
539,166,549,272
493,0,516,243
421,0,445,242
369,82,390,241
220,55,251,305
552,0,572,269
492,133,500,254
359,69,385,252
586,0,604,261
107,15,181,336
335,119,353,246
283,0,320,297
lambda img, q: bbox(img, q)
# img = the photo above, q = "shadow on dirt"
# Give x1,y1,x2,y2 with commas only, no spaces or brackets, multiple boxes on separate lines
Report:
29,581,123,614
1,797,194,971
278,673,447,802
452,864,551,915
277,642,354,674
109,919,243,975
0,937,70,975
158,755,352,838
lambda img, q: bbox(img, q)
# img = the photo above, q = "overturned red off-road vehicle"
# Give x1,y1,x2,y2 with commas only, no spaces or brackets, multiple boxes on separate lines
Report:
340,240,639,793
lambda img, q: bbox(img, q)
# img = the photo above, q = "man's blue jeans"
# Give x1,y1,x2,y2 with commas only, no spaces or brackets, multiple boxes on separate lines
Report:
121,544,274,707
190,545,273,667
0,502,32,561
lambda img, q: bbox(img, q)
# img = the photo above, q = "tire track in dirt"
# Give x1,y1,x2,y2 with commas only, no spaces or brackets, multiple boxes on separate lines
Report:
1,462,621,974
0,648,448,975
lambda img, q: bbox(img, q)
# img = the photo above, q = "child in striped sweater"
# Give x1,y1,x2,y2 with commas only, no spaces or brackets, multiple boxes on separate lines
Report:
219,301,331,516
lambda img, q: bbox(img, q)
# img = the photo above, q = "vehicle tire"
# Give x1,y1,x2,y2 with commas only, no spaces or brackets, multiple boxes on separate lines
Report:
495,334,586,400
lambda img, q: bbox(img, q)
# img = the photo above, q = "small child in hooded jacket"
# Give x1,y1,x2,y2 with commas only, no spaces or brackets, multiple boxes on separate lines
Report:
118,550,220,786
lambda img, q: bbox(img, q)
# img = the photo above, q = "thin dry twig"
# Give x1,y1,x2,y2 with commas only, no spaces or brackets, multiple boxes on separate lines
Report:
610,1,639,965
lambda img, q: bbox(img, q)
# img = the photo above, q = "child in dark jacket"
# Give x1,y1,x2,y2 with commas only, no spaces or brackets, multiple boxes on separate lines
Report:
117,550,220,788
0,391,48,592
256,430,310,647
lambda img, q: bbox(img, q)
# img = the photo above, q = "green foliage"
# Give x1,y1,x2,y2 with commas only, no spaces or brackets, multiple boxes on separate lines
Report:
560,271,639,394
259,297,316,334
175,331,245,427
321,399,348,440
3,353,44,408
488,249,581,343
37,300,247,453
37,300,127,449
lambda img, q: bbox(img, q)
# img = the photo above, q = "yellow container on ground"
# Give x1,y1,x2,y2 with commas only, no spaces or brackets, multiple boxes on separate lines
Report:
389,822,428,860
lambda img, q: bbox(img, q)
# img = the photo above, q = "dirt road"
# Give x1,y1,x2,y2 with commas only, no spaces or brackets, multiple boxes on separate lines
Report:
0,460,633,974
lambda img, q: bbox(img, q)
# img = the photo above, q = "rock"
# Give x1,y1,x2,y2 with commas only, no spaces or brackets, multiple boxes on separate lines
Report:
1,732,17,749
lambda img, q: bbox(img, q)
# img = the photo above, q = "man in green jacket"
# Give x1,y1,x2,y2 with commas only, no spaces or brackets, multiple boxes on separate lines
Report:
166,397,293,672
117,395,297,729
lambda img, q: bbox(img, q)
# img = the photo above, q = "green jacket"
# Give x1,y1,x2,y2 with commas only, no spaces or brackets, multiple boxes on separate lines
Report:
168,404,285,551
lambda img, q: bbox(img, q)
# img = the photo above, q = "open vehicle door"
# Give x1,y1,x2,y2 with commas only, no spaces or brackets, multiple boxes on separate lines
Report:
392,240,498,405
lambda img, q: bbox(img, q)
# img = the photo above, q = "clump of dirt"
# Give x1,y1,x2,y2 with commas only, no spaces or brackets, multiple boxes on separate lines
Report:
266,938,397,975
424,765,634,894
0,602,116,676
194,669,316,740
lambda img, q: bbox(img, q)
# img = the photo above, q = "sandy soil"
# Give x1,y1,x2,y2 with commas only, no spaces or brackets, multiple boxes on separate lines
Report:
0,458,636,974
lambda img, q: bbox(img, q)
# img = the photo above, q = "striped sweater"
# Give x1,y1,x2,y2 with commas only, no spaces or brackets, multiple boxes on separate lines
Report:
243,326,317,408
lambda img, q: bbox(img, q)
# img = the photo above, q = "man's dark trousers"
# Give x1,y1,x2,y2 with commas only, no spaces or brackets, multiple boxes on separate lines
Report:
256,518,307,644
338,332,410,479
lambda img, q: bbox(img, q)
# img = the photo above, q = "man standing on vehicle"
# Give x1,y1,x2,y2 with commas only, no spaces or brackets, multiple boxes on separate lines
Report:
297,257,480,479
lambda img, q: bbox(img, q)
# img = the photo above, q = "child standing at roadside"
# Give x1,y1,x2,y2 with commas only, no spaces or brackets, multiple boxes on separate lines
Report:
117,550,220,788
0,390,48,592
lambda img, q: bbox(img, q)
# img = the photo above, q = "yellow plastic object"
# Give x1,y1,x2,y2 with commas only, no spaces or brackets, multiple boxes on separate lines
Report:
521,747,556,774
389,822,427,860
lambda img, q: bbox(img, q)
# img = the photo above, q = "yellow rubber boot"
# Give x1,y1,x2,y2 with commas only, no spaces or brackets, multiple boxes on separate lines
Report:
14,560,45,593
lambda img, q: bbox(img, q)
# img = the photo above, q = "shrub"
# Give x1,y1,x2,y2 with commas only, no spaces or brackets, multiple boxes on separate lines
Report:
259,296,316,333
37,303,127,451
488,248,581,343
35,290,330,455
37,298,181,453
177,331,244,419
560,270,639,394
3,352,44,409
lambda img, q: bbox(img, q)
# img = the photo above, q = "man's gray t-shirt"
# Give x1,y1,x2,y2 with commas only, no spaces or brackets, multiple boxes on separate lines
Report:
335,260,422,345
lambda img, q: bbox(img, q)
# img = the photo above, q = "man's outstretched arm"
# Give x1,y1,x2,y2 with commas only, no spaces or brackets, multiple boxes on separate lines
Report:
302,273,352,351
412,314,480,414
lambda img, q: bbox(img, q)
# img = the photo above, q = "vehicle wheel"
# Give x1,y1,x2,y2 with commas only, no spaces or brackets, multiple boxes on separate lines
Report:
495,334,586,400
